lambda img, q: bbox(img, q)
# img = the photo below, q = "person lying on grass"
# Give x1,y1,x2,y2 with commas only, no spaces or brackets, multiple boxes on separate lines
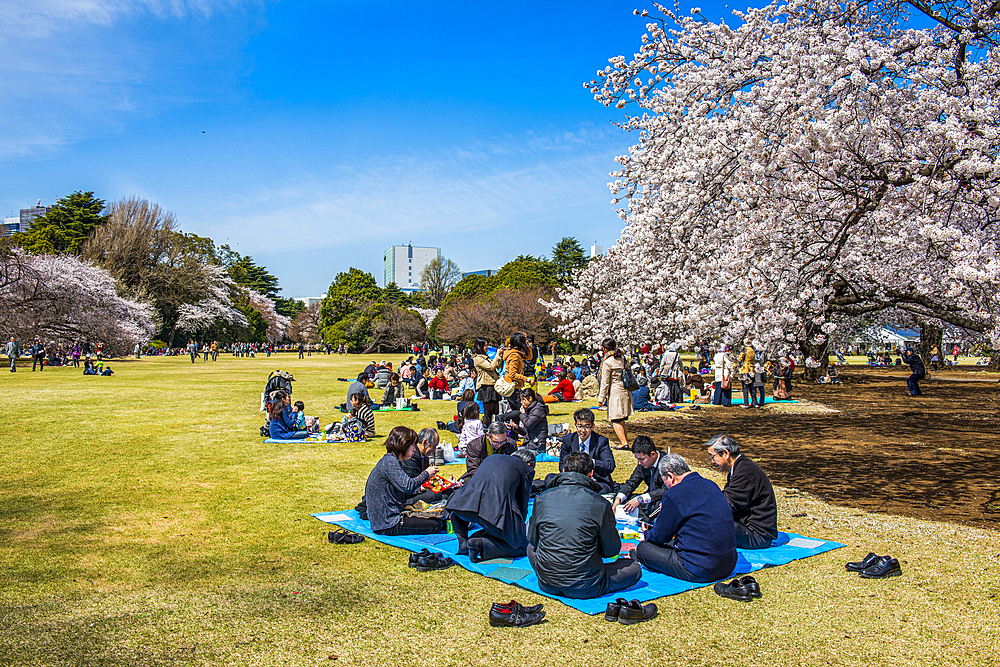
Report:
268,391,307,440
364,426,444,536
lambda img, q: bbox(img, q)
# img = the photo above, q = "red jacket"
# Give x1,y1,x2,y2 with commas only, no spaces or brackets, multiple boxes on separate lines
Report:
428,375,449,392
549,378,576,401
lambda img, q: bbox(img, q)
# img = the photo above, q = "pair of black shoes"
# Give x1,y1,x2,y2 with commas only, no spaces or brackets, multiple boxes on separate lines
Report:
327,529,364,544
488,600,545,627
713,575,762,602
604,598,658,624
846,552,902,578
407,548,454,572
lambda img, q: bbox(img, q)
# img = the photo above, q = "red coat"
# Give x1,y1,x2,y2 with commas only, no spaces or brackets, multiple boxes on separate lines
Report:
549,378,576,401
428,375,449,392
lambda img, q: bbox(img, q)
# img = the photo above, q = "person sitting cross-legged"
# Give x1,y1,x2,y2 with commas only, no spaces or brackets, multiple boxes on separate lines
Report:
706,433,778,550
611,436,665,522
447,448,536,563
634,453,737,583
559,408,616,493
527,451,641,599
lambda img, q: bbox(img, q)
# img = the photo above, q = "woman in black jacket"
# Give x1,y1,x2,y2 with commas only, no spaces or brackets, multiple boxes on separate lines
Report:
501,388,548,452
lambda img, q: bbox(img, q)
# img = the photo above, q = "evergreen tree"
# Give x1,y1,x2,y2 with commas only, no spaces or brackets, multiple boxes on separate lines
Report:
12,191,108,254
550,237,588,285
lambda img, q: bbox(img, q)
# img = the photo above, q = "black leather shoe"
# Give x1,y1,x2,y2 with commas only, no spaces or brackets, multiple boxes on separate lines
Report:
846,552,880,572
407,549,433,568
414,554,454,572
488,606,545,627
327,529,365,544
491,600,544,615
738,575,762,598
859,556,902,579
714,578,752,601
617,599,657,624
604,598,628,623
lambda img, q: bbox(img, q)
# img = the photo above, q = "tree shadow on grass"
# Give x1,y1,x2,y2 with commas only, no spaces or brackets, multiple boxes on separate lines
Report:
636,371,1000,528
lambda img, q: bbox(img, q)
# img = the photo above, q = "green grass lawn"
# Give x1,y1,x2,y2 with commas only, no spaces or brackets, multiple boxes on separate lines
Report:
2,353,998,666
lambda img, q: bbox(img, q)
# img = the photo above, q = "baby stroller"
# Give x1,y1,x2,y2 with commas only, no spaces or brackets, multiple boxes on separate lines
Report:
259,370,295,436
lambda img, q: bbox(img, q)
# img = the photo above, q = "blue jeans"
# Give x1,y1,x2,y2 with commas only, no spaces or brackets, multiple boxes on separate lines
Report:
749,385,765,406
712,382,731,406
907,372,924,395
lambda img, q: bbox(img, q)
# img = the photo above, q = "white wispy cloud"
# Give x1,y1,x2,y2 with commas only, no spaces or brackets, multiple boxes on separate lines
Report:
193,124,628,261
0,0,253,159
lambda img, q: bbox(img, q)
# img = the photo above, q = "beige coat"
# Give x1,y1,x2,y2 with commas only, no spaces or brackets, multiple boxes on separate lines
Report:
473,353,502,387
598,352,634,421
578,375,598,399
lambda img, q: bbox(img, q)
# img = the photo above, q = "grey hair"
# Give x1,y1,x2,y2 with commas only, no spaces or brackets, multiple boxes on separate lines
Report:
511,448,536,468
706,433,740,456
417,427,439,445
658,453,691,478
487,420,508,436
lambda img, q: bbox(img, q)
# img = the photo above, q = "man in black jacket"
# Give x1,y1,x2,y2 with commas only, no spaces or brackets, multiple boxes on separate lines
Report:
901,348,925,396
612,436,665,520
527,452,641,599
706,434,778,550
447,449,535,562
559,409,616,493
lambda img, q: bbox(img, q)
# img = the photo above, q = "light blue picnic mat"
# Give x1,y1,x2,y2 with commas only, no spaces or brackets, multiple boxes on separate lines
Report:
534,452,560,463
312,506,843,614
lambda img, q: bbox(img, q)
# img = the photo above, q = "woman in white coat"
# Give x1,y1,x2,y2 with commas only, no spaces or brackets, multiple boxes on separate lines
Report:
712,345,735,406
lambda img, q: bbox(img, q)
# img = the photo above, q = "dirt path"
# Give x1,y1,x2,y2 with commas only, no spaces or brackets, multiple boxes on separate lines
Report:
618,369,1000,529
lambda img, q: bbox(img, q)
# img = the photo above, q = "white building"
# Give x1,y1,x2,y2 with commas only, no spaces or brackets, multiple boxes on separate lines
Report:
293,296,326,308
384,244,440,292
590,243,604,258
1,217,19,237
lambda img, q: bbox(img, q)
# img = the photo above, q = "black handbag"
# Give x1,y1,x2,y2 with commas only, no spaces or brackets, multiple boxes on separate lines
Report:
621,363,640,391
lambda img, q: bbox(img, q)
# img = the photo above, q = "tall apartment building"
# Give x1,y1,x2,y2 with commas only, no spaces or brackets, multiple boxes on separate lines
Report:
19,199,52,232
590,243,604,258
383,244,441,292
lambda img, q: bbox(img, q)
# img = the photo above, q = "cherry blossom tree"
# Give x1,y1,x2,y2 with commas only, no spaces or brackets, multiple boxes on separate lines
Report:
0,249,155,355
246,289,291,343
173,264,246,340
548,0,1000,372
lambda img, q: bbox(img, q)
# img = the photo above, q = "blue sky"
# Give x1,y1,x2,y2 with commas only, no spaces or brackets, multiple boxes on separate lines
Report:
1,0,744,297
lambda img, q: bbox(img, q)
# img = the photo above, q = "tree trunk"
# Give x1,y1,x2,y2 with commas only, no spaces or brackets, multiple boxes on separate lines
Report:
918,320,943,372
798,323,830,381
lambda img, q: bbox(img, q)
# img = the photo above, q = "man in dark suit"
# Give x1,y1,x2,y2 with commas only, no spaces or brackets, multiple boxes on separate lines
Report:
706,433,778,549
447,449,536,562
559,408,616,493
612,436,665,520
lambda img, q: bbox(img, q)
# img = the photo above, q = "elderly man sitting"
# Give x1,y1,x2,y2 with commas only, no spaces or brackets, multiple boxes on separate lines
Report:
460,420,517,482
634,453,737,583
706,433,778,549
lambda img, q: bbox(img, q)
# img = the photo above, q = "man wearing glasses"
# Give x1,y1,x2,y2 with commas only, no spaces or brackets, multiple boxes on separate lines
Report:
706,433,778,549
559,409,616,493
